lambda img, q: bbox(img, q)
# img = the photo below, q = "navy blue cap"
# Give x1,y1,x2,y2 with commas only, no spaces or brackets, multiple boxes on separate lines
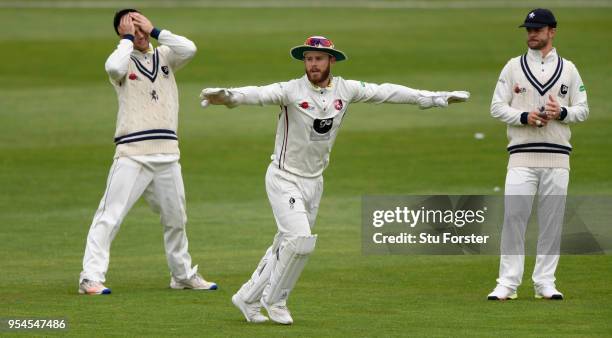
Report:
519,8,557,28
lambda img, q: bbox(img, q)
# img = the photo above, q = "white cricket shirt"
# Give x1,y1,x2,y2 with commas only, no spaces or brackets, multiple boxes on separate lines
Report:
229,75,445,177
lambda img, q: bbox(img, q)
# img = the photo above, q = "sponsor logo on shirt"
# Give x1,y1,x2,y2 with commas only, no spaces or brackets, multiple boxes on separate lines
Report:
299,101,315,111
310,117,334,141
513,84,526,94
314,118,333,134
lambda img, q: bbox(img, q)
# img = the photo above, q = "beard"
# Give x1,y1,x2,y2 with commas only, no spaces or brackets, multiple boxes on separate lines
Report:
306,65,331,85
527,37,548,50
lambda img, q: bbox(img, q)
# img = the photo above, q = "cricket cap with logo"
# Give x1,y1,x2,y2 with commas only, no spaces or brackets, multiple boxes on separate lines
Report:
290,36,347,62
519,8,557,28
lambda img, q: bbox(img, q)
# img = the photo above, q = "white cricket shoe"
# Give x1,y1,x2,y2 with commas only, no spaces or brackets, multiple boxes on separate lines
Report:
170,273,217,290
262,300,293,325
535,285,563,300
232,294,269,323
487,285,517,300
79,279,111,295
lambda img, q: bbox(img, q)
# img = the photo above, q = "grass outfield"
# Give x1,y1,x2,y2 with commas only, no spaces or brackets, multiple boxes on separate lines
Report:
1,3,611,337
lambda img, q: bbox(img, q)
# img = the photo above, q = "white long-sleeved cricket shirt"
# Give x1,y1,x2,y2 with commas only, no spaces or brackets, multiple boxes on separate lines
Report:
228,75,448,177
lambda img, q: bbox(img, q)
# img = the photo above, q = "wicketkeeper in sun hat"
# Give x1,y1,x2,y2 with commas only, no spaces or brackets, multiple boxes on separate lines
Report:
200,35,470,324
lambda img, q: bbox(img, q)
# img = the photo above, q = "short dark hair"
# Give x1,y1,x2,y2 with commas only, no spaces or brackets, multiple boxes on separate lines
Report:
113,8,139,35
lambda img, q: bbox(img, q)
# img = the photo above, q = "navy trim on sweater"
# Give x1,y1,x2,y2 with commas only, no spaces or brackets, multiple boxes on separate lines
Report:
114,129,177,145
520,54,563,96
130,49,159,82
507,142,572,155
509,149,570,155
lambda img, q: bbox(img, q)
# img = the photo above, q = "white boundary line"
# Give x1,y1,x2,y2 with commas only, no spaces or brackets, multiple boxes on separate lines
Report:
0,0,611,9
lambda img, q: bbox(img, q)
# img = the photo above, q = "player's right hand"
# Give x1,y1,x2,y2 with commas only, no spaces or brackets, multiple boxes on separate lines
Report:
199,88,235,107
118,13,135,36
527,110,548,127
446,91,470,104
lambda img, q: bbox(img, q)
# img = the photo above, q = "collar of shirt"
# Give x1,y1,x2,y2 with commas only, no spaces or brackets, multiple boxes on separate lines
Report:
132,44,155,57
527,47,557,63
302,74,335,92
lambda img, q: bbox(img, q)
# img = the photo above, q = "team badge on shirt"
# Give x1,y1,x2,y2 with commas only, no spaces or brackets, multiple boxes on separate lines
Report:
558,84,568,98
161,66,169,78
334,99,343,111
150,90,159,101
289,197,295,209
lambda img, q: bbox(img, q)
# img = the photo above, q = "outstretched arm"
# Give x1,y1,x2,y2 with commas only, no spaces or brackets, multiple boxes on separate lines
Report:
200,83,286,108
347,80,469,109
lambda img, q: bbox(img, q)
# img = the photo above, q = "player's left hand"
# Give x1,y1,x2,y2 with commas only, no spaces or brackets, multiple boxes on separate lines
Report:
131,12,154,35
545,94,561,119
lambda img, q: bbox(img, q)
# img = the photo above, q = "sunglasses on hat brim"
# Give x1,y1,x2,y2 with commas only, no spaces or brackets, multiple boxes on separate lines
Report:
304,37,333,48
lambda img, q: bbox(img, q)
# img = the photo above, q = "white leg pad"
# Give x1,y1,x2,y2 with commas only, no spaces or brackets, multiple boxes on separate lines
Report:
238,245,277,303
263,235,317,305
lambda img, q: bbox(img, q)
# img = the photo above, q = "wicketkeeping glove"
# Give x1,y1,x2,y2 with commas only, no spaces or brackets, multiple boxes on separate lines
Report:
199,88,237,108
445,91,470,104
418,91,470,109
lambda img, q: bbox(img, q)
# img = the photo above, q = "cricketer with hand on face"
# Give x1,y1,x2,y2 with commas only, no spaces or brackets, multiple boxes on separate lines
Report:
78,9,217,295
200,36,470,324
488,9,588,301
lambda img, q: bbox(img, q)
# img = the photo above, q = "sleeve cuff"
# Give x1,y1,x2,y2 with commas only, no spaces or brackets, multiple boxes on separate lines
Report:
559,107,568,121
520,112,529,125
121,34,134,42
150,28,161,39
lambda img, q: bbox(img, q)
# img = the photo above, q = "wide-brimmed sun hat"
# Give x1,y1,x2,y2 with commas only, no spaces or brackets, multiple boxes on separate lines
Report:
290,36,347,61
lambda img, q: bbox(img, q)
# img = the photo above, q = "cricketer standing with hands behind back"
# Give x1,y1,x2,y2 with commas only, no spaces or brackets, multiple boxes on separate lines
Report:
78,9,217,295
200,36,470,324
488,8,588,301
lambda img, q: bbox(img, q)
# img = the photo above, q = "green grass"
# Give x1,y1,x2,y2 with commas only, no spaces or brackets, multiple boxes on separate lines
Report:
1,3,611,337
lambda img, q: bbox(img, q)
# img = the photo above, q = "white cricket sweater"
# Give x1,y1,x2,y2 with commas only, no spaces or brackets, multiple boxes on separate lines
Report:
491,48,589,169
104,29,196,158
227,75,452,178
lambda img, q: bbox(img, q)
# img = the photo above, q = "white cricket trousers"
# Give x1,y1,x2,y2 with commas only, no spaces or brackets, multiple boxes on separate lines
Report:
236,163,323,304
80,154,195,283
497,166,569,290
